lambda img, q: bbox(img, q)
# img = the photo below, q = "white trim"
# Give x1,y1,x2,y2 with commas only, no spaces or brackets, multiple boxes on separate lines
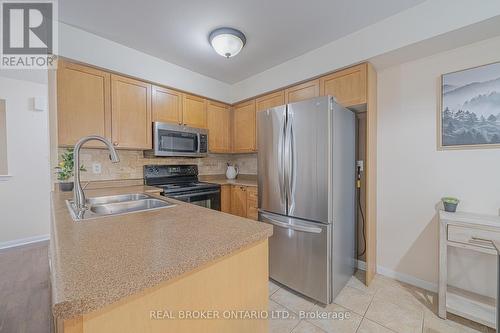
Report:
356,259,438,293
0,234,50,250
0,175,12,181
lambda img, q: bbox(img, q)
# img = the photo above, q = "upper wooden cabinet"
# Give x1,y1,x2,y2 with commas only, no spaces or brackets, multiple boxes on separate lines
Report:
182,94,207,128
233,100,256,153
320,63,367,107
207,100,231,153
111,74,152,149
152,85,182,125
255,91,285,112
57,61,111,147
285,80,319,103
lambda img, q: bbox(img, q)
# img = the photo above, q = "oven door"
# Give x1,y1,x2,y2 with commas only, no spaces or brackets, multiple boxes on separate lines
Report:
154,122,206,157
169,189,221,210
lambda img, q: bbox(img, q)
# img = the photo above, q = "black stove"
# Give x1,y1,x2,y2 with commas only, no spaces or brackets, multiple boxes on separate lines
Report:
144,165,221,210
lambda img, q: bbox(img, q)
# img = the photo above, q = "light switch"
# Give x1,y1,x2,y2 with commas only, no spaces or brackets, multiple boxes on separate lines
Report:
33,96,47,112
356,160,364,172
92,162,102,174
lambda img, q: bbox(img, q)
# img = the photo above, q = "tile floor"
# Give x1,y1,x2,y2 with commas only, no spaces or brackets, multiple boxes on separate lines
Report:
0,243,496,333
268,270,495,333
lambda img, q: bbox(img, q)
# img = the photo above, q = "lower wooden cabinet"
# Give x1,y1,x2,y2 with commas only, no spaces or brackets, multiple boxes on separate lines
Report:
246,187,258,220
230,185,247,218
229,185,258,220
220,185,231,213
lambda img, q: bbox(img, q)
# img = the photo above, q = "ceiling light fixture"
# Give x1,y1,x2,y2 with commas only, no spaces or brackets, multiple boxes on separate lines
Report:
209,27,246,58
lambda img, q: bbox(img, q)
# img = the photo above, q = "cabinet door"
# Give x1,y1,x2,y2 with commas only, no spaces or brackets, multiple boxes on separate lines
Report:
255,90,285,112
183,94,207,128
246,187,258,220
233,100,256,153
152,85,182,125
111,75,152,149
57,61,111,147
231,185,247,217
221,185,231,213
285,80,319,103
320,64,367,107
207,101,231,153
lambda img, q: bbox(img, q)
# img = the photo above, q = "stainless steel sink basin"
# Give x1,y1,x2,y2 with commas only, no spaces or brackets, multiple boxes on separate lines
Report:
86,193,149,205
90,199,170,215
66,193,175,221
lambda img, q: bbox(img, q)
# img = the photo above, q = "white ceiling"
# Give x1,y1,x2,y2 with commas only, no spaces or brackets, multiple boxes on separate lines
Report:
59,0,425,84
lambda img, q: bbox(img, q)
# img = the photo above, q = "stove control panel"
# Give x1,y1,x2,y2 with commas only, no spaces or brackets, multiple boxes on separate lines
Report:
144,164,198,180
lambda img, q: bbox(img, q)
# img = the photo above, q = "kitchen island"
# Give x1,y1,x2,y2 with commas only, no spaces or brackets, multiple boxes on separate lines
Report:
50,186,272,333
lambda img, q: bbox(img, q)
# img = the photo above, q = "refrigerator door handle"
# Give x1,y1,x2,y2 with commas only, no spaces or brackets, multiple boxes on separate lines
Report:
260,212,322,234
285,113,296,212
277,115,286,207
284,114,290,211
289,119,296,210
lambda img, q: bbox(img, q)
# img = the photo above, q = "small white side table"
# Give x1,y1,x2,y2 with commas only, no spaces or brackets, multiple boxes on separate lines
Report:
439,210,500,329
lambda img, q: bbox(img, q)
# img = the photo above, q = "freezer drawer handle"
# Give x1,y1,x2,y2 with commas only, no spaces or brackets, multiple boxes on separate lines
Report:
261,214,322,234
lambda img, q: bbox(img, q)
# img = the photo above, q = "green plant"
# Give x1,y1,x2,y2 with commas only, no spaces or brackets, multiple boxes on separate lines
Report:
55,149,86,181
442,197,459,204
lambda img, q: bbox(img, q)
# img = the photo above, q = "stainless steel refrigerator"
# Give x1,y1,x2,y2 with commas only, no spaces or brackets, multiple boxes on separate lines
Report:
257,96,355,304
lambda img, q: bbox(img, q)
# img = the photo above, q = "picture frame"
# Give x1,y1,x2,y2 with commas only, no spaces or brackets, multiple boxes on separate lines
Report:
438,61,500,150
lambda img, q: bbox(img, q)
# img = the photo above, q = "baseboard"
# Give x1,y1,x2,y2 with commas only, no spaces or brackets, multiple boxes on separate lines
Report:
356,259,438,293
0,234,50,251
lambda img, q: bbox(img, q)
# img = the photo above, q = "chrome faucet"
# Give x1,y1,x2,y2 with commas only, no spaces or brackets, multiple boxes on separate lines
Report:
73,135,120,217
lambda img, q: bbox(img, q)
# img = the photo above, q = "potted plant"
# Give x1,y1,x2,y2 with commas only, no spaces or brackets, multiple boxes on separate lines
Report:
55,149,86,192
442,197,460,213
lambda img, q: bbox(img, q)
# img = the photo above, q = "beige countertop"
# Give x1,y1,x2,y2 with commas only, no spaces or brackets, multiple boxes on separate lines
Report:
199,175,257,187
50,185,272,320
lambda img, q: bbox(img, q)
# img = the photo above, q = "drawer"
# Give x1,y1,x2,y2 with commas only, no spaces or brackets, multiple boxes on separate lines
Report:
447,225,500,250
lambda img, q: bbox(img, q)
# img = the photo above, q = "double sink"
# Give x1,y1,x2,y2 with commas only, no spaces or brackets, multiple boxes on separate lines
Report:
67,193,175,221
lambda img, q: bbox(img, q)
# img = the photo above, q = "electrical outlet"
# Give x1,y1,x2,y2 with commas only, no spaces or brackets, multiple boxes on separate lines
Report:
92,162,102,174
356,160,364,172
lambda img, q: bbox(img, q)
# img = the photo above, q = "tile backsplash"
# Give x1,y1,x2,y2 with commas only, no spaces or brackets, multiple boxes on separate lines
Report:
58,148,257,182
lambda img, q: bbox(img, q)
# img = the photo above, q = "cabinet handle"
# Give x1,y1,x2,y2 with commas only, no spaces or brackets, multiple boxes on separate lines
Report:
113,142,118,146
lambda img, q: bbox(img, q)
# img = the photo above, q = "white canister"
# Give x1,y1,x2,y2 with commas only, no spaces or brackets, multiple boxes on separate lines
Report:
226,165,239,179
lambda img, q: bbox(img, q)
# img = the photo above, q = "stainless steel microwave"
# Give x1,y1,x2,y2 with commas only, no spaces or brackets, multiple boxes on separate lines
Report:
147,122,208,157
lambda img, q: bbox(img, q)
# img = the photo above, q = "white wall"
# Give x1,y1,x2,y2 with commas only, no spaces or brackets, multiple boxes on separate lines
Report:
377,36,500,291
59,2,500,104
0,76,51,248
232,0,500,101
0,100,7,175
59,23,233,103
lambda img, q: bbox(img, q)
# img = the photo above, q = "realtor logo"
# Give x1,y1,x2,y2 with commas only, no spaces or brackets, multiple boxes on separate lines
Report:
1,0,57,68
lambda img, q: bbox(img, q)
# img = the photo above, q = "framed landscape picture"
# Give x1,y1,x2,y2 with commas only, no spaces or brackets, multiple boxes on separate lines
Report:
439,61,500,149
